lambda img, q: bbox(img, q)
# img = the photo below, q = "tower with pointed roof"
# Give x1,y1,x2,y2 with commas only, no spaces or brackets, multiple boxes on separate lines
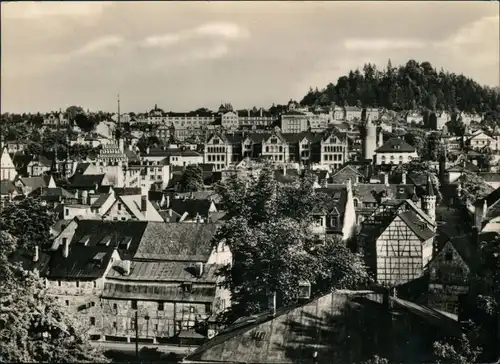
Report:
421,174,436,223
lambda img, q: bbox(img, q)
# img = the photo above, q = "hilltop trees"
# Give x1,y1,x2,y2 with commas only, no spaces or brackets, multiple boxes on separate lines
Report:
214,167,370,322
299,60,500,114
179,165,204,192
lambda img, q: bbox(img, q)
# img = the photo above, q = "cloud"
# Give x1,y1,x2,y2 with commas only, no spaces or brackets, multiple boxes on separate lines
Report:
446,15,498,47
1,2,110,20
142,21,248,48
343,38,426,51
72,35,124,56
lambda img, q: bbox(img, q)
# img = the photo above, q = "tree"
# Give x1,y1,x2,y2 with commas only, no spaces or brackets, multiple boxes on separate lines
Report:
433,333,482,364
179,165,204,192
0,197,57,251
458,171,493,203
65,106,84,123
404,132,426,158
0,232,109,363
214,168,370,323
426,132,445,161
74,113,98,133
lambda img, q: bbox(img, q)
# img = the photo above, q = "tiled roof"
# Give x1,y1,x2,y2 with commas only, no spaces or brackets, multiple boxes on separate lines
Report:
184,291,460,363
398,210,435,241
133,222,219,261
29,187,75,200
107,261,221,283
17,176,49,190
102,282,215,302
69,174,106,188
91,193,111,208
48,248,114,279
479,172,500,182
375,137,416,153
30,154,52,167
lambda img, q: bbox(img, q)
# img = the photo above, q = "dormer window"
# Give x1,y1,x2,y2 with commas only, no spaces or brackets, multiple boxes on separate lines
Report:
213,138,219,145
445,250,453,261
270,138,278,144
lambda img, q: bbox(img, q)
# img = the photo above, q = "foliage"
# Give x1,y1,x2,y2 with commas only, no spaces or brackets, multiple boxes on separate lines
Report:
0,197,57,251
446,118,466,137
41,129,68,154
74,113,99,133
458,171,493,203
65,105,84,122
136,136,162,152
433,333,482,364
403,160,442,200
299,60,500,114
214,167,370,322
404,132,426,158
179,165,204,192
0,232,109,363
359,355,389,364
69,143,102,161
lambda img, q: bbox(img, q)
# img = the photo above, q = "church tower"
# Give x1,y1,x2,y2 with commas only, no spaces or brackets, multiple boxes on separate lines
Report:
362,116,377,162
421,174,437,223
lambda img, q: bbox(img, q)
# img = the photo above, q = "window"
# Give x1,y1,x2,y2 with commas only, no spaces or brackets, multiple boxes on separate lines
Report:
131,320,136,330
205,303,212,314
353,199,359,208
131,300,137,309
158,302,164,311
90,317,96,326
445,250,453,261
118,203,122,211
190,306,195,313
65,208,69,216
58,280,62,287
76,281,80,288
113,321,117,329
65,300,70,306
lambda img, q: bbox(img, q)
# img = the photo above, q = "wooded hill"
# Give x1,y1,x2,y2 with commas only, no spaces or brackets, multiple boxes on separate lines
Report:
300,60,500,114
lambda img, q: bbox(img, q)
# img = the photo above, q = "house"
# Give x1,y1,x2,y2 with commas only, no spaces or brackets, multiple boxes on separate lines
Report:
344,106,363,121
313,180,357,240
282,132,322,165
319,131,349,170
142,147,203,168
167,198,218,223
427,232,479,314
406,111,424,125
465,130,494,151
204,134,234,171
182,290,461,364
101,194,164,222
0,180,23,207
30,186,76,207
45,220,231,343
374,137,418,166
15,175,56,195
27,155,53,177
1,147,17,181
329,165,366,184
280,111,309,133
69,173,110,191
237,109,276,128
260,132,289,163
358,187,437,285
444,160,479,183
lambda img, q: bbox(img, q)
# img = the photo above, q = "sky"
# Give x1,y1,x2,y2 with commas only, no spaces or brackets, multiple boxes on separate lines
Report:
1,1,499,114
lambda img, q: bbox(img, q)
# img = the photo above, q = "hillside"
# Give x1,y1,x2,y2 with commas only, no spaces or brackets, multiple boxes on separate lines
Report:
300,59,500,114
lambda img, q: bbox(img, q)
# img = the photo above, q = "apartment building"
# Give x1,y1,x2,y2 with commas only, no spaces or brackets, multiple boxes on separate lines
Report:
204,134,234,171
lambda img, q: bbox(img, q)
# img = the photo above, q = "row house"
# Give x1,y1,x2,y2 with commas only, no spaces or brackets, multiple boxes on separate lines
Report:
41,220,231,343
221,111,239,130
280,111,309,133
2,141,28,154
124,161,170,194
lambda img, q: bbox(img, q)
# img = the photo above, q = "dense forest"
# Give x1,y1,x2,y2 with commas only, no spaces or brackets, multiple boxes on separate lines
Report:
300,59,500,114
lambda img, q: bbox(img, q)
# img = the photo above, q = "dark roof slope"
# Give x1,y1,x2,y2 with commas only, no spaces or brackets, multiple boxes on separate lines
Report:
375,137,416,153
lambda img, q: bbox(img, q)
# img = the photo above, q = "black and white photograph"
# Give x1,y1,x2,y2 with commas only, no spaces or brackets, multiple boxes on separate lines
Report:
1,1,499,363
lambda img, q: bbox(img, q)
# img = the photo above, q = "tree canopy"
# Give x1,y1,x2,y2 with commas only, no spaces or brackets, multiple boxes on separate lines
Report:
179,165,204,192
0,197,57,251
214,167,370,322
299,60,500,114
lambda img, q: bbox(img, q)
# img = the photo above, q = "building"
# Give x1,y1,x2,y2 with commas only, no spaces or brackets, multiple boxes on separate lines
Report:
362,118,378,162
237,109,275,128
465,130,494,151
27,155,53,177
44,220,232,343
358,194,436,285
221,111,239,130
320,131,349,170
280,111,309,133
344,106,363,121
374,137,418,166
204,134,234,171
427,233,478,314
43,111,68,126
260,132,290,162
1,147,18,181
182,290,461,364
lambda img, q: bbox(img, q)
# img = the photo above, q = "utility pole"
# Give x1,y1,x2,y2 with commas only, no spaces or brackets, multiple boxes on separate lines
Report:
135,310,139,361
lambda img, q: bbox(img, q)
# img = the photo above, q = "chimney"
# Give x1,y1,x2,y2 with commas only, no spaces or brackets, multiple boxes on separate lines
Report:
62,238,69,258
33,245,39,263
118,138,124,153
194,262,204,278
268,291,277,317
247,109,250,117
401,172,407,185
283,165,286,176
377,131,384,147
128,144,133,152
164,194,170,209
140,195,147,212
81,190,89,205
260,108,263,117
146,147,150,155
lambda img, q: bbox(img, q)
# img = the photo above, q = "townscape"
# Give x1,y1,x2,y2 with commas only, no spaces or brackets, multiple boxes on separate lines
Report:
1,3,500,364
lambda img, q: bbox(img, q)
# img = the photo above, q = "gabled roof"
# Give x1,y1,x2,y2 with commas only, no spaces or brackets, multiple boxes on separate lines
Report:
184,290,460,364
69,174,106,188
398,210,435,241
375,137,416,153
17,176,51,191
29,187,75,200
0,180,20,195
29,154,52,167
